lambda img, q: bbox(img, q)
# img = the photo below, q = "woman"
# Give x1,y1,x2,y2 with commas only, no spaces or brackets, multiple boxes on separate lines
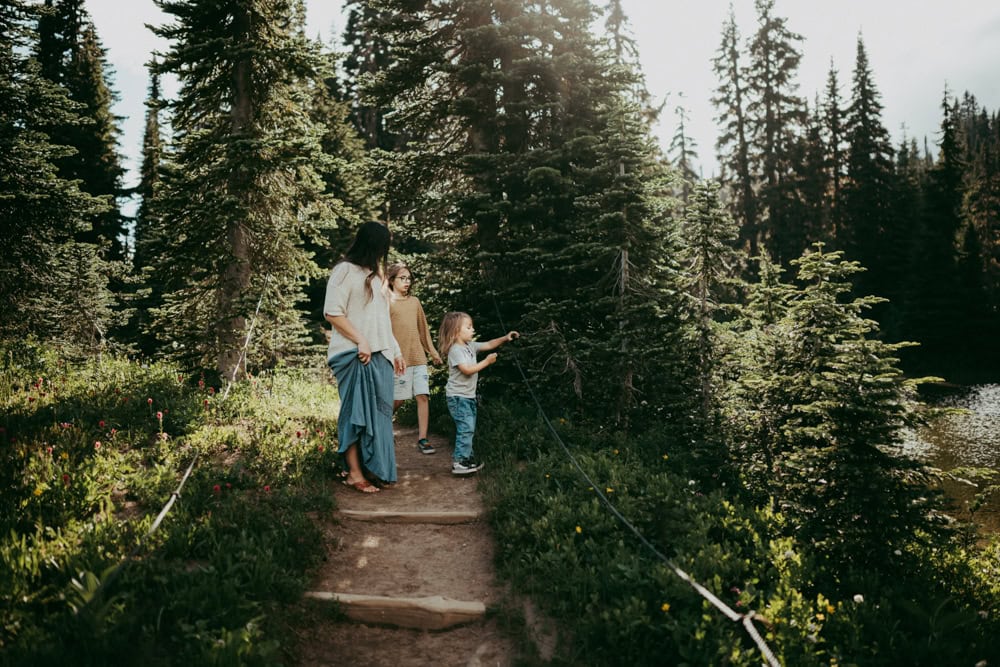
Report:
324,221,405,493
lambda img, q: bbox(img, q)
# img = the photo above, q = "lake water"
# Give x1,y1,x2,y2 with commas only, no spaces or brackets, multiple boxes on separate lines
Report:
902,384,1000,535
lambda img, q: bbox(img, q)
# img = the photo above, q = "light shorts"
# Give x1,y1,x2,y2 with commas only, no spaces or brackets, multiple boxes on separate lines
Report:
394,364,430,400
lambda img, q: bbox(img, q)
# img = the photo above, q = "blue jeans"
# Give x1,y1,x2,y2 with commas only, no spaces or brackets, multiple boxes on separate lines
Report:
446,396,477,462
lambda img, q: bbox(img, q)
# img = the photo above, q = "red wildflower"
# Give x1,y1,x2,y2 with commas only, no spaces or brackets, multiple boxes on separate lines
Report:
98,420,105,428
156,411,163,420
198,379,205,388
62,473,70,486
115,387,120,394
296,430,302,439
60,422,71,429
317,444,325,453
225,483,231,489
147,397,153,405
94,441,101,450
203,399,209,408
264,485,271,493
213,484,221,494
28,396,34,402
110,428,117,436
208,387,215,395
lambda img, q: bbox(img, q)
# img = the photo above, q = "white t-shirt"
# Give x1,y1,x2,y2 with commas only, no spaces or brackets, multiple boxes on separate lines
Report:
324,262,401,362
446,341,485,398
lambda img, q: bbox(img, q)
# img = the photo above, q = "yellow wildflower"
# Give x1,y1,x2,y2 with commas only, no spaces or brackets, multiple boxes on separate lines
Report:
33,487,43,496
826,603,835,614
606,487,614,493
661,603,670,613
816,613,825,621
613,449,619,455
575,526,582,534
662,454,669,460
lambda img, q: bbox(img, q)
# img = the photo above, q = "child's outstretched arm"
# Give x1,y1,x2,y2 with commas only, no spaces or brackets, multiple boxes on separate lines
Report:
479,330,519,351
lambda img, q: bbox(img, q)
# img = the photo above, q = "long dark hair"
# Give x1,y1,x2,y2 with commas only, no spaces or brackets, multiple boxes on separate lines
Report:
342,221,391,302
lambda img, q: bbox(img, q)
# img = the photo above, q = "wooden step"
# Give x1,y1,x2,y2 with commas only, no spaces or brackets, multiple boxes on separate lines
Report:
304,591,486,630
338,509,481,524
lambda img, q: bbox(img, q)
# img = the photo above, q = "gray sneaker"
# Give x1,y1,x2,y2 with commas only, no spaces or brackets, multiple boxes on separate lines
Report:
451,458,484,475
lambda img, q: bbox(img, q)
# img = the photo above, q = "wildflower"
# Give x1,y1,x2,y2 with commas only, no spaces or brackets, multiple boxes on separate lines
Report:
688,480,696,486
98,420,105,428
606,487,614,494
110,428,117,436
264,485,271,493
203,399,210,408
661,602,670,613
730,586,741,594
317,444,324,453
735,600,744,607
147,397,153,405
60,422,71,429
28,396,35,402
296,430,303,439
60,452,68,460
213,484,221,494
545,473,550,479
316,430,324,437
33,487,43,496
816,613,825,621
853,594,864,604
613,449,619,455
198,379,205,388
575,526,582,534
62,473,70,486
94,441,101,450
225,483,231,489
893,549,902,556
662,454,668,460
46,446,53,454
208,387,215,395
156,411,163,420
826,603,835,614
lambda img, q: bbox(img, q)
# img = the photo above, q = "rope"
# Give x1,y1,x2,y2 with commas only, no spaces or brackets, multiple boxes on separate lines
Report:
221,274,270,400
74,451,199,616
484,271,781,667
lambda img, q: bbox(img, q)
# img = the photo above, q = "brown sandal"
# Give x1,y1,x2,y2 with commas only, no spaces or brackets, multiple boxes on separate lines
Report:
342,479,380,493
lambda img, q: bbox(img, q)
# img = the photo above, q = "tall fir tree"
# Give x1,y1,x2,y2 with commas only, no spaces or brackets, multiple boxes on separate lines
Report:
745,0,807,264
35,0,126,261
712,4,758,255
840,35,897,306
147,0,337,378
821,60,844,239
0,0,111,350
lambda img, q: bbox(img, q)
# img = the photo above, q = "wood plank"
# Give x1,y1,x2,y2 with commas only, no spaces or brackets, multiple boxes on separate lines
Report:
304,592,486,630
338,509,481,524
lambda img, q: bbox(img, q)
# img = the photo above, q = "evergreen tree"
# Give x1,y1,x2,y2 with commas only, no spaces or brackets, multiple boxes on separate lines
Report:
147,0,336,378
906,92,965,369
35,0,126,260
677,180,741,431
712,4,758,255
668,100,699,199
840,35,896,305
0,0,109,350
822,60,844,238
745,0,807,264
340,0,405,152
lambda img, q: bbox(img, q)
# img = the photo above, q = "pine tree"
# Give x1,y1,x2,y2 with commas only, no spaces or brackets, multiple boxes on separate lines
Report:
0,0,109,350
35,0,125,260
712,4,758,255
745,0,807,264
668,100,699,199
840,35,896,305
822,60,844,238
147,0,337,379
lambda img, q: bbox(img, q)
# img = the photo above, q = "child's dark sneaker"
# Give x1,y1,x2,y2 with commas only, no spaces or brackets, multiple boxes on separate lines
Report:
451,458,484,475
417,438,436,455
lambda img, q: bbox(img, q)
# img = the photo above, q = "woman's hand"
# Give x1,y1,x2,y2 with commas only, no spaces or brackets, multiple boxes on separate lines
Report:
357,339,373,365
394,355,406,375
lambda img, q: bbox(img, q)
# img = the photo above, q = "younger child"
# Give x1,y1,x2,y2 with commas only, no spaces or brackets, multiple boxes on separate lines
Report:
387,263,442,454
437,312,518,475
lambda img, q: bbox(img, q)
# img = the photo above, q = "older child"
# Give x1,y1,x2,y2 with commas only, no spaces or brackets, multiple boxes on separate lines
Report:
387,262,442,454
437,312,518,475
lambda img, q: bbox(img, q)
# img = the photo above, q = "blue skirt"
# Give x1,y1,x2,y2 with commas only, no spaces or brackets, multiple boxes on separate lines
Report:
328,350,396,483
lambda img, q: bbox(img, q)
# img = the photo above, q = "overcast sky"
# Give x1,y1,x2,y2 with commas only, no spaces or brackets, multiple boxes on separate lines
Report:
86,0,1000,189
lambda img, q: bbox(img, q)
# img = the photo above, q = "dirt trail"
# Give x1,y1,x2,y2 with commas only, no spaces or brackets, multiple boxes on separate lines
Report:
294,426,525,667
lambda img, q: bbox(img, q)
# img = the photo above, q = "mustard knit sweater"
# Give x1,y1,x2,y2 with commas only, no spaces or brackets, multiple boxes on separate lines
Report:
389,296,438,366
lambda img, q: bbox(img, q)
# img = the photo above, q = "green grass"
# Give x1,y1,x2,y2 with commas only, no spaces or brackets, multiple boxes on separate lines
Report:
0,342,341,666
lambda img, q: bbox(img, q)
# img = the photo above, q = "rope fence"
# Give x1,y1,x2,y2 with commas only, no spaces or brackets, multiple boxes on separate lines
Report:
485,275,781,667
